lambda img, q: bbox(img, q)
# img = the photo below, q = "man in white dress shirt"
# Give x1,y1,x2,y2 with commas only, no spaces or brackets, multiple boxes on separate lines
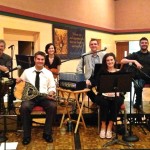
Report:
16,51,56,145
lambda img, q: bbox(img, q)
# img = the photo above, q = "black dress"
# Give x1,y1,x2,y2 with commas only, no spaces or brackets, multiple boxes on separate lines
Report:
45,55,61,69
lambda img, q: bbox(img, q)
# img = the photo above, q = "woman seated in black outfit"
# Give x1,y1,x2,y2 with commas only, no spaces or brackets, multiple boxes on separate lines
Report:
89,52,124,139
45,43,61,79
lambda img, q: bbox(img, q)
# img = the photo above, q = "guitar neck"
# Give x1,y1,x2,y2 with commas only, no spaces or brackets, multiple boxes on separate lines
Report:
39,93,48,97
39,93,56,99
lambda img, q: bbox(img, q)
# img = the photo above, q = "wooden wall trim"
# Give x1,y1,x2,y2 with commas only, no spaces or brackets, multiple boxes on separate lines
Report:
1,5,150,34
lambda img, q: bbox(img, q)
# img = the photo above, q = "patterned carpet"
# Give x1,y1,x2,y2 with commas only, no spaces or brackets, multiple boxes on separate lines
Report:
1,123,150,150
0,91,150,149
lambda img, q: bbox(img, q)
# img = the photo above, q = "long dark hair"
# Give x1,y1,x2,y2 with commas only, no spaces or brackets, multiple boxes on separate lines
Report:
101,52,117,73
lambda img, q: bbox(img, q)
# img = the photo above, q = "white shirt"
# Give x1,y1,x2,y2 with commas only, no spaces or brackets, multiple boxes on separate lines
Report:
20,66,56,94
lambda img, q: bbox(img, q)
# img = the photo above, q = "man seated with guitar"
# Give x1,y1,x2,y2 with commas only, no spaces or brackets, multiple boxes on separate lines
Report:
16,51,57,145
44,43,61,79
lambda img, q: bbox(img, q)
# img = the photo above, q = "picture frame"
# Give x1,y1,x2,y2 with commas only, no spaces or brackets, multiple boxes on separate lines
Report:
53,24,85,59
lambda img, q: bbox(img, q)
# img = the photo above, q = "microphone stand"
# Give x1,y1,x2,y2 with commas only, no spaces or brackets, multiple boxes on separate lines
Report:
130,65,150,134
60,49,106,110
78,48,106,109
8,45,15,114
80,48,106,76
60,48,106,64
8,45,14,78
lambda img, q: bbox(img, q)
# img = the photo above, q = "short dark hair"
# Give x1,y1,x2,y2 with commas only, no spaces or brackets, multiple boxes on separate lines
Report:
89,39,99,44
0,39,6,48
139,37,149,43
45,43,56,54
34,51,46,59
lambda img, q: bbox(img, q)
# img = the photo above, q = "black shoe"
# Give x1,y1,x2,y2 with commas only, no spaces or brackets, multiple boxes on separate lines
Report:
90,103,97,111
43,133,53,143
22,137,31,145
133,104,140,110
133,104,143,112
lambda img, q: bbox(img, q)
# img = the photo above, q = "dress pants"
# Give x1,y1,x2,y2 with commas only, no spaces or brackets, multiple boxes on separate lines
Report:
20,96,57,138
87,87,96,103
95,94,124,122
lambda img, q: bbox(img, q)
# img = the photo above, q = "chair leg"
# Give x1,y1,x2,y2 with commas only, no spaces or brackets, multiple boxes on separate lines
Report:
60,113,65,128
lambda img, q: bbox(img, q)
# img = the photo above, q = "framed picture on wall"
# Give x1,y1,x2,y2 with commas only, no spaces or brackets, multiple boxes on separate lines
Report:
53,28,68,56
53,24,85,59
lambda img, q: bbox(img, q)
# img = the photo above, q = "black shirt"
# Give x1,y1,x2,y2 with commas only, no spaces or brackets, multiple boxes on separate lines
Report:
45,55,61,69
0,53,12,77
126,50,150,80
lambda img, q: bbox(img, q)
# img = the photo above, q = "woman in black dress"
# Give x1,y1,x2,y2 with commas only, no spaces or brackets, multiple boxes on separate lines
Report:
45,43,61,79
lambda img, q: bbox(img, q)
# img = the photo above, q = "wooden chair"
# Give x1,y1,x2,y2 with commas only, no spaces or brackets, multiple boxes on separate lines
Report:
31,106,46,126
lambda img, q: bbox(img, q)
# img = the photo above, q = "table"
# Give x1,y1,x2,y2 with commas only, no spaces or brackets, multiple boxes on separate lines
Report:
57,87,90,133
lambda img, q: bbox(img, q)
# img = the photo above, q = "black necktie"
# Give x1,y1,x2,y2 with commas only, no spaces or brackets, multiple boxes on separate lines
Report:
35,71,41,91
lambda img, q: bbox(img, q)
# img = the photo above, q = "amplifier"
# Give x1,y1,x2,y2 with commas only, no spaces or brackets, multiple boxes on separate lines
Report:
59,80,86,91
59,72,85,82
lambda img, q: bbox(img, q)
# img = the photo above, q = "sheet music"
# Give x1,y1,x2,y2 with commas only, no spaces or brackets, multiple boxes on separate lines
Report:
0,142,18,150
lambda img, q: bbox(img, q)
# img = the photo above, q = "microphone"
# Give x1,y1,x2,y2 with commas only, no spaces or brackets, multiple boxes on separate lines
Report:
5,65,21,74
8,45,14,49
81,47,107,57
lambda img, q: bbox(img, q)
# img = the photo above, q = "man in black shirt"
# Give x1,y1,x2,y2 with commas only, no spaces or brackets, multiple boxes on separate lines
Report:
0,39,12,112
0,39,12,76
121,37,150,110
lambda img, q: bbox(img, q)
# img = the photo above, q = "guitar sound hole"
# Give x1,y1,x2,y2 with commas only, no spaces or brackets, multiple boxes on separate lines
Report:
28,88,34,96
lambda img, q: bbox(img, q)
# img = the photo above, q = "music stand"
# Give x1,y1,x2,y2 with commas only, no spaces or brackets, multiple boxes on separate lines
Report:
98,72,137,147
16,55,34,69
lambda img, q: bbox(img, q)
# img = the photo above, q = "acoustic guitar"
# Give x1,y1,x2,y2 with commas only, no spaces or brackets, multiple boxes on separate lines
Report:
45,66,59,79
14,81,55,101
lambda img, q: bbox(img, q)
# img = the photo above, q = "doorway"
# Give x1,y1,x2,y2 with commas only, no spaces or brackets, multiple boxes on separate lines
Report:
116,42,129,63
17,41,34,76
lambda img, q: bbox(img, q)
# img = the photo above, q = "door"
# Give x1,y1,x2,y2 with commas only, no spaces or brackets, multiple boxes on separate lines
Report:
18,41,34,76
116,42,129,63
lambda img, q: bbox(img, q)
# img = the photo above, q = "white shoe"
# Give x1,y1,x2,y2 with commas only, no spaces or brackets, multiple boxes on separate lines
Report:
106,131,112,139
99,130,106,139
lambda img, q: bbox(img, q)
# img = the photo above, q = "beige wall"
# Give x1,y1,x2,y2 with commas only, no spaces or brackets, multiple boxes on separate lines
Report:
0,15,116,77
1,0,150,30
62,30,115,73
1,14,150,78
115,0,150,29
0,0,115,29
0,15,52,77
115,34,150,42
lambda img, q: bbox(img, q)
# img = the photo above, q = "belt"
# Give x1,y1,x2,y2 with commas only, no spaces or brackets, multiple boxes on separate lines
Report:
103,96,115,100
